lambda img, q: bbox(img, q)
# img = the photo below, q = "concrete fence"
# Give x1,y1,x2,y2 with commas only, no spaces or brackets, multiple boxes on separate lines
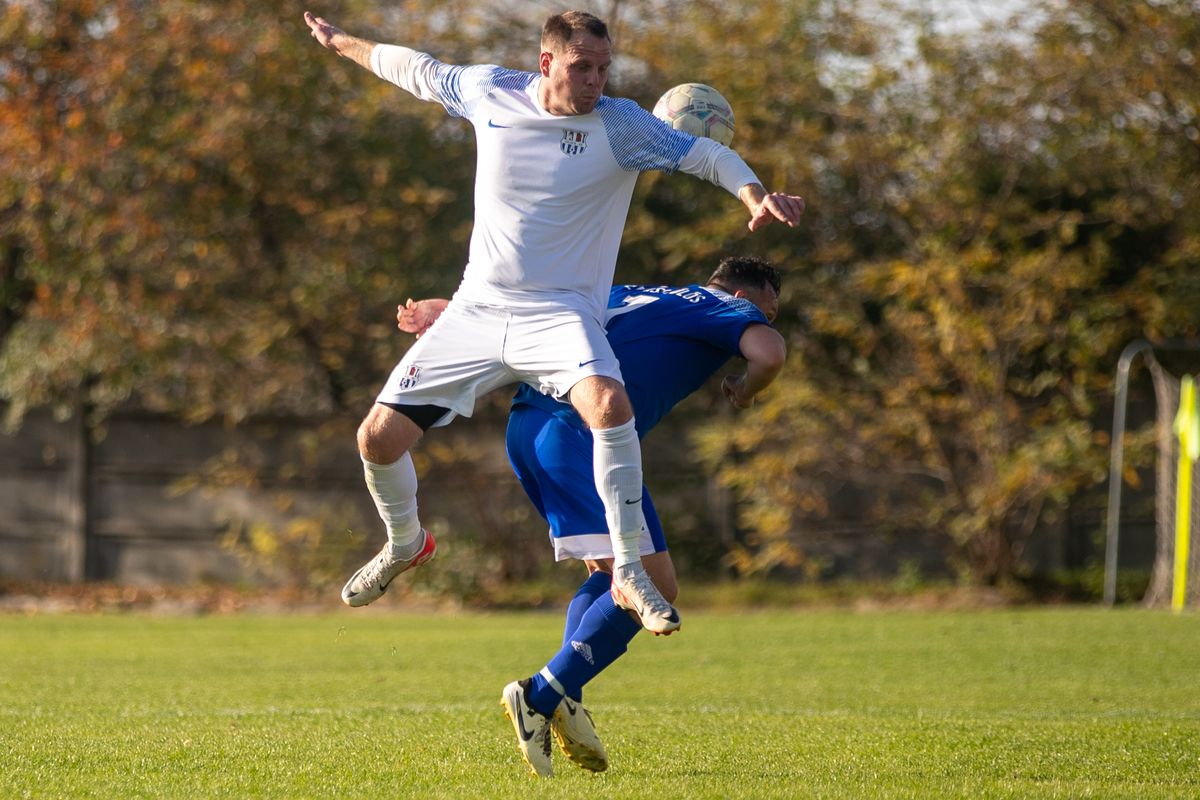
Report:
0,403,1142,588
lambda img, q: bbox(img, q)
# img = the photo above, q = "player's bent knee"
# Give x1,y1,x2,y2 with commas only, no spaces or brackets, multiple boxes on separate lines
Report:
357,404,423,464
355,416,378,458
570,377,633,428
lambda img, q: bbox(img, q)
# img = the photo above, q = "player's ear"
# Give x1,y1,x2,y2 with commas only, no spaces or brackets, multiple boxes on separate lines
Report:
539,50,553,76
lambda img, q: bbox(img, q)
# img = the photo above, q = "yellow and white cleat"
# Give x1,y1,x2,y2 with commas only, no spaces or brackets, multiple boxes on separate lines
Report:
551,696,608,772
501,679,554,777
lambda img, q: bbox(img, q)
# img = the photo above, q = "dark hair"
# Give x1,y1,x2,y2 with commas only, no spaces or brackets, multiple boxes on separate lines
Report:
706,255,782,295
541,11,610,52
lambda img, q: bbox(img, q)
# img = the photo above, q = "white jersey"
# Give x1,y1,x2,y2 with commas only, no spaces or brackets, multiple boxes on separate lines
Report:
371,45,761,318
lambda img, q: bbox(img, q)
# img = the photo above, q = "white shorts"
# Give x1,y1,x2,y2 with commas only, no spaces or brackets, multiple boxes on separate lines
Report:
376,301,623,427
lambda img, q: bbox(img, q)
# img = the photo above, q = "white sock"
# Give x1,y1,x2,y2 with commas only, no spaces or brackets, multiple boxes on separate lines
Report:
362,453,424,559
591,418,646,570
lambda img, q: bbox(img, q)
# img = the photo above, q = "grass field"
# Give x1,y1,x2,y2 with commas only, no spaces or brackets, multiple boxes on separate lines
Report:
2,607,1198,799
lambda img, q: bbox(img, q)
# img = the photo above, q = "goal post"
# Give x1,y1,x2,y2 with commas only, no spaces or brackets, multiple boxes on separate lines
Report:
1105,339,1200,608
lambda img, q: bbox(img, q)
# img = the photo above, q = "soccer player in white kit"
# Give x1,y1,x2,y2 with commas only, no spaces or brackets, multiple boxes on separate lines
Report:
303,10,804,635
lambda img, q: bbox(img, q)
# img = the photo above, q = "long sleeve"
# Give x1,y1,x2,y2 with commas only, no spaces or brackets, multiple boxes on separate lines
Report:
677,137,761,196
370,44,447,104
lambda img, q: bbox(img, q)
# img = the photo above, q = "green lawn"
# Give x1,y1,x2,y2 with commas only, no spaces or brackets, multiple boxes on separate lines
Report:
2,607,1197,799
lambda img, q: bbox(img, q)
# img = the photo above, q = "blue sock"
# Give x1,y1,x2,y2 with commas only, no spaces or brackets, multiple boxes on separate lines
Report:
527,592,641,716
563,571,612,647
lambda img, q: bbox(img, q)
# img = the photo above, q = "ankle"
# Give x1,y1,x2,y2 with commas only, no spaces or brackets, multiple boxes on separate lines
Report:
614,562,645,582
388,528,425,560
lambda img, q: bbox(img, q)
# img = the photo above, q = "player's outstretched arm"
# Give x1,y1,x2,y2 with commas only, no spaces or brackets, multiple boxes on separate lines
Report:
671,138,805,231
304,11,378,71
739,183,806,232
722,324,787,409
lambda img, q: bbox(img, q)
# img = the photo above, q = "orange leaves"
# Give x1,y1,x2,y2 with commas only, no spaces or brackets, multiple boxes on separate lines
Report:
678,0,1200,582
0,0,465,423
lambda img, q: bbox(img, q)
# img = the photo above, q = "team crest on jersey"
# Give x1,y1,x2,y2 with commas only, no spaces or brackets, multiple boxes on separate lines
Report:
398,364,422,390
560,128,589,156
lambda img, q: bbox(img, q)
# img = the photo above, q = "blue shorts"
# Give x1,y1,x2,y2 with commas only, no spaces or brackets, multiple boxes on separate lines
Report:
505,403,667,562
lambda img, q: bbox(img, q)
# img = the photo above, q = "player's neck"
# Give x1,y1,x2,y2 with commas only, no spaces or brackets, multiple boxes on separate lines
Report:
537,80,571,117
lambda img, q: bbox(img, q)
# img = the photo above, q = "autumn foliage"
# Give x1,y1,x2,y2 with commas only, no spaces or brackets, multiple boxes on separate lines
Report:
2,0,1197,583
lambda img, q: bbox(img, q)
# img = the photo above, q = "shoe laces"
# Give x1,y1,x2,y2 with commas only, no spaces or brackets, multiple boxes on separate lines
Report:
359,548,399,586
622,570,674,617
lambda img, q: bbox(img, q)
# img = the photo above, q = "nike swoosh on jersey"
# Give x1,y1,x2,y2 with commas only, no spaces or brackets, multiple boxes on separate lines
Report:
487,120,512,128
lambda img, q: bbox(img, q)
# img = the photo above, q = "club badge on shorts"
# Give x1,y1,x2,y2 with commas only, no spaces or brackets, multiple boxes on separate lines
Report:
560,128,588,156
398,364,422,390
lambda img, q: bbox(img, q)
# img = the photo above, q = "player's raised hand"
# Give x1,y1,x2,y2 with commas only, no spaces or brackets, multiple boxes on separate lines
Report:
304,11,342,49
747,191,805,232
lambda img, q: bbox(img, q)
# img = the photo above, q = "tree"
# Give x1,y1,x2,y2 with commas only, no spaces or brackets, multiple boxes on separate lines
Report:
694,0,1200,583
0,0,478,426
5,0,1197,587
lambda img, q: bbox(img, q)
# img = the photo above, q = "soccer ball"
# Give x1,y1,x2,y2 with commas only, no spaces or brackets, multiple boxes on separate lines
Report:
652,83,735,146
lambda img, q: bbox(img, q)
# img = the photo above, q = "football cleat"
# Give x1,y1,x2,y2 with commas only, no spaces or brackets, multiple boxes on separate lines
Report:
340,529,436,607
501,679,553,777
611,565,681,635
551,697,608,772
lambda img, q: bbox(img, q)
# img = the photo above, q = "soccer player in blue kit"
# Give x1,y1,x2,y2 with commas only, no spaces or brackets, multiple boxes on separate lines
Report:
304,9,804,637
398,256,785,776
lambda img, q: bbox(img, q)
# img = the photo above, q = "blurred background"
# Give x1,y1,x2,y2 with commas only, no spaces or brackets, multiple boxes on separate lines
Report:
1,0,1197,607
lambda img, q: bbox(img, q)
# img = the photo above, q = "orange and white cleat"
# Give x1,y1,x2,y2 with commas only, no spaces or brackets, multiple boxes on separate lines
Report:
611,564,681,635
340,529,436,607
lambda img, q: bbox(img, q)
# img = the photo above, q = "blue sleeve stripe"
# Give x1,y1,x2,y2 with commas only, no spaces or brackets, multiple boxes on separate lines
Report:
598,98,696,172
435,64,537,117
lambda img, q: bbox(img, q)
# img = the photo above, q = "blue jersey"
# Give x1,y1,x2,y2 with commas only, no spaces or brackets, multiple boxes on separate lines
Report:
506,282,771,555
511,283,769,436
